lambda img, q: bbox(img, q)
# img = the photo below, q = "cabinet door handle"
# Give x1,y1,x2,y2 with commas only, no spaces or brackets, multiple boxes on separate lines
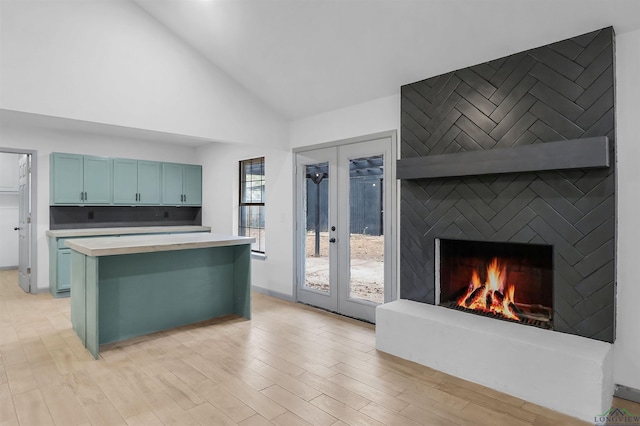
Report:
181,194,184,202
184,194,187,203
138,193,141,202
84,191,87,200
80,191,84,201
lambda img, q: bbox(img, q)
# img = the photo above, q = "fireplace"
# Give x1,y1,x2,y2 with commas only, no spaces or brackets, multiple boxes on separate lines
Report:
380,27,617,422
437,239,553,330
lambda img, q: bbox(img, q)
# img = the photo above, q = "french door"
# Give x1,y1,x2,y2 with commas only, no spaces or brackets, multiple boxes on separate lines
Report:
295,135,395,323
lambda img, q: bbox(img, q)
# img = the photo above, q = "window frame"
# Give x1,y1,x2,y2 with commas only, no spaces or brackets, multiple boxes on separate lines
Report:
238,157,265,254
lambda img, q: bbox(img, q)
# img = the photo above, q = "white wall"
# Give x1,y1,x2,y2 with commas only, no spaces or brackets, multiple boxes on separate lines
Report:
290,94,400,148
614,28,640,392
197,142,293,297
0,0,287,147
0,118,199,291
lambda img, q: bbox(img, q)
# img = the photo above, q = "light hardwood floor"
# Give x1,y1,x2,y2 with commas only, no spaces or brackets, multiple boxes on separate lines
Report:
1,269,637,425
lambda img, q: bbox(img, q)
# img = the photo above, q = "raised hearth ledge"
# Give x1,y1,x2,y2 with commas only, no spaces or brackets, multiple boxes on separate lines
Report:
376,300,614,422
396,136,609,179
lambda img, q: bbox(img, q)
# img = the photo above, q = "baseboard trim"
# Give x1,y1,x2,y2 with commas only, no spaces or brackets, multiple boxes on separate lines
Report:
251,286,294,302
615,384,640,403
0,266,18,271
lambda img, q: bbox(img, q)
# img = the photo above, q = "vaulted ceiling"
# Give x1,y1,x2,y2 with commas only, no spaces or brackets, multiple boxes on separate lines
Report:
133,0,640,121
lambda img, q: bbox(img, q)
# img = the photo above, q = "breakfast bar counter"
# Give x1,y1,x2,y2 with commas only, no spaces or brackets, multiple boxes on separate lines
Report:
66,233,255,359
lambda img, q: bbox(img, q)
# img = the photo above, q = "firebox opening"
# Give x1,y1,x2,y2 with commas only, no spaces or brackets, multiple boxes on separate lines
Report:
437,239,553,330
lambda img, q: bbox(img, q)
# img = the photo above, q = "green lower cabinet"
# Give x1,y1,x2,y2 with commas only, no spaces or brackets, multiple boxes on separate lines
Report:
57,249,71,291
71,243,251,359
48,237,71,297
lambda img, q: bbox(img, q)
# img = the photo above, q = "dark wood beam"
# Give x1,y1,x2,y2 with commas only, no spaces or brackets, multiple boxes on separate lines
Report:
396,137,609,180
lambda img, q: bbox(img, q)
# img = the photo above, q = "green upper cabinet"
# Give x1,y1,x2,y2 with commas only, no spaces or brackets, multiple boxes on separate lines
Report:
137,161,162,204
51,153,84,204
51,153,201,206
183,165,202,206
113,159,138,204
51,153,112,205
162,163,202,206
113,159,161,205
162,163,184,205
83,156,112,204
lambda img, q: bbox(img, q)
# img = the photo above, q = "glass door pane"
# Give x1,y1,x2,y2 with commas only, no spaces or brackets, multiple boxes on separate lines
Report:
296,147,338,314
348,155,384,304
336,138,393,323
303,162,330,293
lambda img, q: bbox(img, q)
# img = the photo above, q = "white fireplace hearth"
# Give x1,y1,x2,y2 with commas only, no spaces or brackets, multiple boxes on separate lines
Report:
375,300,614,422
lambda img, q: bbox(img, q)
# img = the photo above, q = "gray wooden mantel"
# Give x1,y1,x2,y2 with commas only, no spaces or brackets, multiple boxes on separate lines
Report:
396,137,609,180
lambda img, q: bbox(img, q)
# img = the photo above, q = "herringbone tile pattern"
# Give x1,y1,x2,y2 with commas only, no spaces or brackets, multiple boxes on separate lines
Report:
400,28,615,342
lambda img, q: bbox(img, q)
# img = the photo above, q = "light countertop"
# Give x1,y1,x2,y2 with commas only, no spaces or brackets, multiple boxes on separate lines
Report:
65,233,255,257
46,226,211,238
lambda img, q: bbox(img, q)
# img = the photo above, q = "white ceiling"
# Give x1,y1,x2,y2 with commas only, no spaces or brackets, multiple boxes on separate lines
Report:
133,0,640,121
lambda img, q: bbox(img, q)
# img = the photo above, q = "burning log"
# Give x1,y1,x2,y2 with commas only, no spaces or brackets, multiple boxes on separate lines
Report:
485,293,492,310
509,302,522,314
464,285,485,306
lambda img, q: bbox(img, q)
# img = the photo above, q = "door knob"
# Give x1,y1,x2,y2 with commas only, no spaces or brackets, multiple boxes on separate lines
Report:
329,238,336,243
14,227,20,231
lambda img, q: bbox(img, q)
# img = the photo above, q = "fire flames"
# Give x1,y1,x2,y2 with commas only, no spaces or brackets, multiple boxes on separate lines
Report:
457,258,520,320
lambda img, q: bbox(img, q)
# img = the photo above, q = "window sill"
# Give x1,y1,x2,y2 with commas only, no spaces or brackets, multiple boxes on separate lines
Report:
251,252,267,261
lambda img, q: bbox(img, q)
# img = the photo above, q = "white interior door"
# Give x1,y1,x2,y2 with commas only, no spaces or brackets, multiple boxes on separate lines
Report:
295,136,395,323
18,154,31,293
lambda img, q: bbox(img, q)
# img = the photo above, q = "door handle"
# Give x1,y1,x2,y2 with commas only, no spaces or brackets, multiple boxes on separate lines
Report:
14,227,20,231
80,191,84,201
329,238,336,243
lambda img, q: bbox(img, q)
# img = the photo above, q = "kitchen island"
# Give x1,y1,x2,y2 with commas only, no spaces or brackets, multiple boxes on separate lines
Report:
66,232,255,359
47,226,211,297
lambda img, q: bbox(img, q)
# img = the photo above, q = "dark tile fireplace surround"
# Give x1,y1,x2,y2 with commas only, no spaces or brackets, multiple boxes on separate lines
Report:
399,27,616,343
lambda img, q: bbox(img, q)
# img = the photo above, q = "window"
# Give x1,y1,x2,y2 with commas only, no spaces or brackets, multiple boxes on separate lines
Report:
239,157,265,253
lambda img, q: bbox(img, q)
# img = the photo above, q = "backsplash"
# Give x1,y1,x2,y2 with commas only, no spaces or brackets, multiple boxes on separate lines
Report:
49,206,202,229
